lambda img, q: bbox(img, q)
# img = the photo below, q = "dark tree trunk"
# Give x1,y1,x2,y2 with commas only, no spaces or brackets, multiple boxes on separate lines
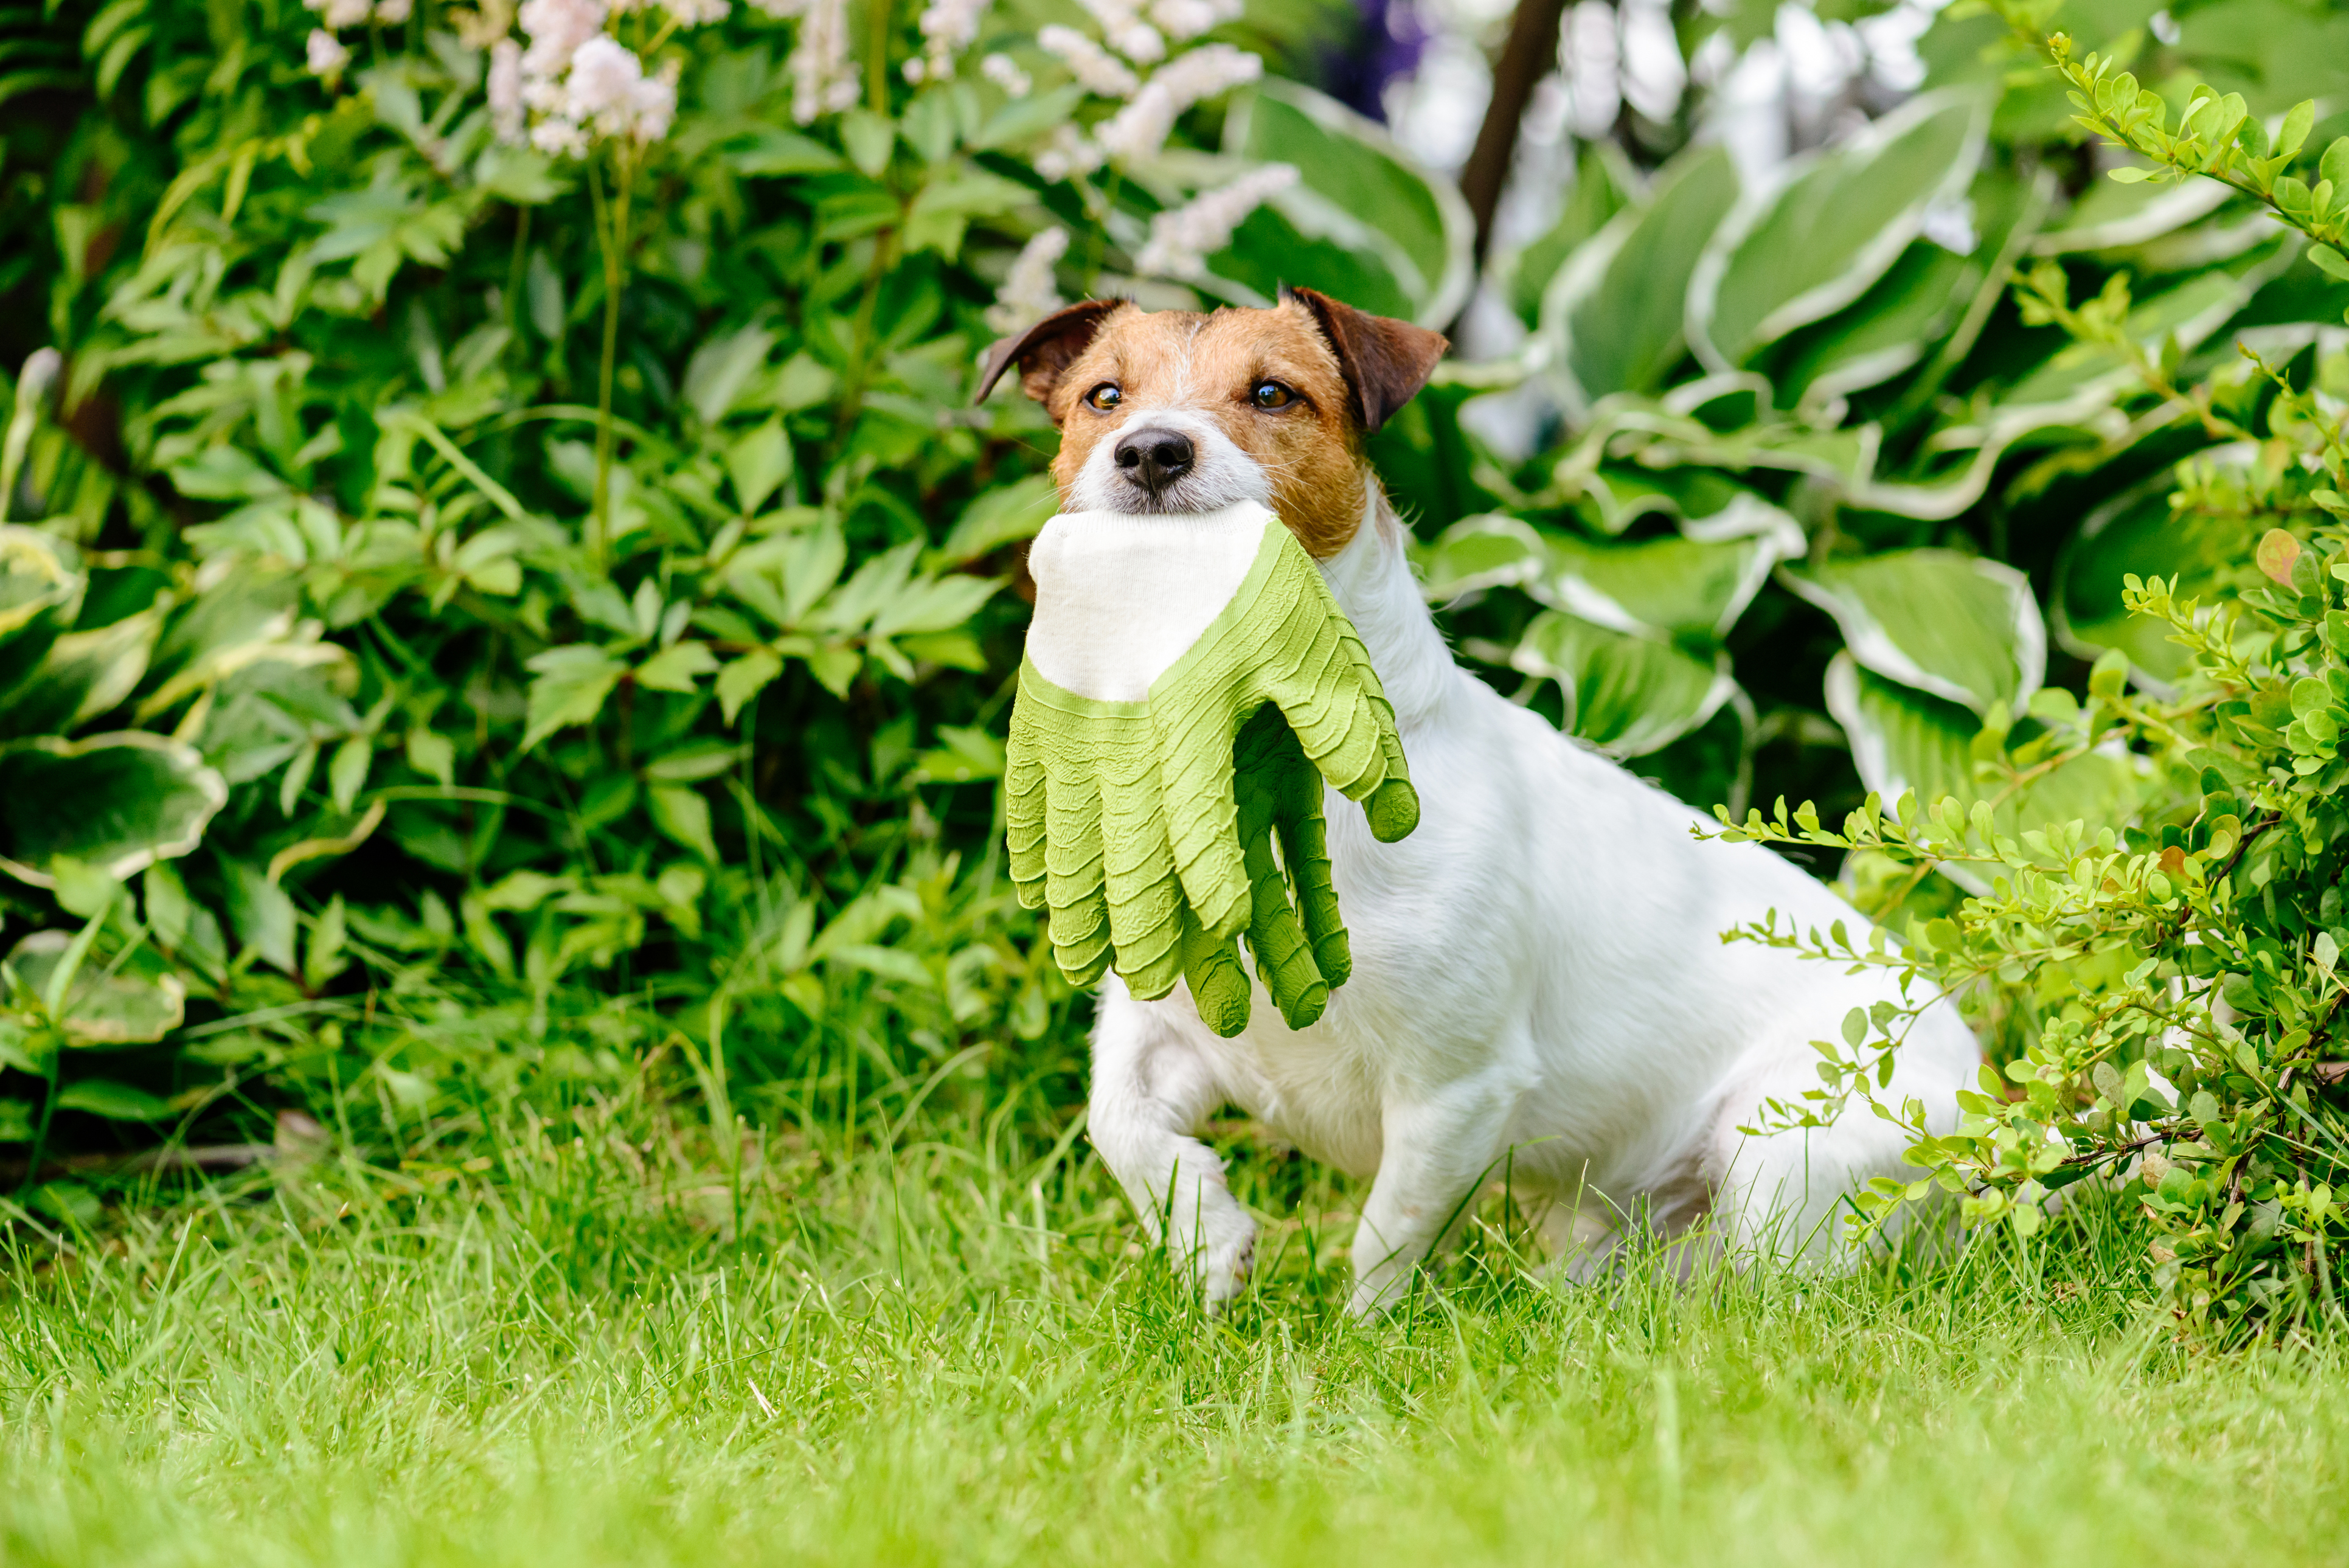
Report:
1457,0,1572,269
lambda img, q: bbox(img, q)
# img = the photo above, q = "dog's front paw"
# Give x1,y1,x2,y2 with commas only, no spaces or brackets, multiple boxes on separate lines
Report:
1197,1209,1257,1314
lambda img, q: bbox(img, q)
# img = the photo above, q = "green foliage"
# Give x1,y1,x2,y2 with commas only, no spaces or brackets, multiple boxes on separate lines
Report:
1707,345,2349,1333
0,0,1468,1152
1398,0,2349,827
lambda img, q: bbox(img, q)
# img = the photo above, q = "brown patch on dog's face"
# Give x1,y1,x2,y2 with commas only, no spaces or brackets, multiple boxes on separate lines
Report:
979,294,1446,559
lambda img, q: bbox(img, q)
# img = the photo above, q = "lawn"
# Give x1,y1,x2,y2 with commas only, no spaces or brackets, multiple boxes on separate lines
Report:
0,1081,2340,1568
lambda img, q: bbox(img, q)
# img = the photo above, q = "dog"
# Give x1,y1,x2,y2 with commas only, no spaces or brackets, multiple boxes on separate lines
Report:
976,286,1980,1316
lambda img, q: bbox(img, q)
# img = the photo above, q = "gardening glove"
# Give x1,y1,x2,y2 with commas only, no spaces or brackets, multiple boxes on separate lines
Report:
1005,501,1418,1037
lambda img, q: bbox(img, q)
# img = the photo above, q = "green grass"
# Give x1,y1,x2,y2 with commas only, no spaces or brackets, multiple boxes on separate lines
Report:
1,1081,2344,1567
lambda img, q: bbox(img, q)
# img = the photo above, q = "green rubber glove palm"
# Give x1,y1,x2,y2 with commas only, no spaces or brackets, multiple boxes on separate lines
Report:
1005,504,1417,1037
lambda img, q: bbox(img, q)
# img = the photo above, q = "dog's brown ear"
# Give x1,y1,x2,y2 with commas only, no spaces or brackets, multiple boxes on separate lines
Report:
1282,285,1448,435
974,299,1126,411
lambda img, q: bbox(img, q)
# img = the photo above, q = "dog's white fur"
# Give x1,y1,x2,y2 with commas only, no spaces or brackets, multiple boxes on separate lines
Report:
1060,363,1981,1319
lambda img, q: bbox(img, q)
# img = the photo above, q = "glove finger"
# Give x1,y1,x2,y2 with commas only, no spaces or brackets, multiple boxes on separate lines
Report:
1276,778,1351,990
1181,906,1252,1038
1099,761,1184,1001
1243,705,1351,989
1156,699,1251,943
1042,770,1111,987
1004,737,1049,911
1241,820,1328,1031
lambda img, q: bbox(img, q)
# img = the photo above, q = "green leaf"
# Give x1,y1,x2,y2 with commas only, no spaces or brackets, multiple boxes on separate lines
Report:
2,931,186,1046
1825,656,2143,893
2053,476,2243,690
1692,91,1985,370
934,474,1058,566
647,784,719,861
328,737,371,813
909,724,1005,783
869,571,1001,639
0,527,85,681
1541,144,1740,404
644,741,744,783
1219,80,1474,328
406,728,456,786
2313,244,2349,282
724,126,846,175
2030,172,2229,255
0,733,226,887
521,647,628,750
715,648,783,724
0,606,162,738
682,324,779,426
841,110,895,177
53,1078,172,1120
725,420,794,515
1505,610,1738,757
636,641,719,694
1503,140,1636,326
1782,549,2044,715
223,859,297,974
2324,136,2349,195
905,167,1030,257
1424,503,1802,639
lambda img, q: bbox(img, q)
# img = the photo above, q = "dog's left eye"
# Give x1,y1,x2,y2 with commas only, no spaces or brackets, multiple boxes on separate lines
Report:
1251,381,1296,410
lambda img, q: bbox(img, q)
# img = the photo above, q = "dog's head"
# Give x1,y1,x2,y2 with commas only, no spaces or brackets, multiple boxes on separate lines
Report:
974,288,1446,557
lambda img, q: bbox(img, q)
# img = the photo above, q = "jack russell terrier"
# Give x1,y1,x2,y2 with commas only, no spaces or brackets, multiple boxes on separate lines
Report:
976,286,1979,1316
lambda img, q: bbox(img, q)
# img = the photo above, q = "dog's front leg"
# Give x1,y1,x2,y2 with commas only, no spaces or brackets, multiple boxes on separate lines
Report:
1348,1078,1518,1317
1088,986,1257,1310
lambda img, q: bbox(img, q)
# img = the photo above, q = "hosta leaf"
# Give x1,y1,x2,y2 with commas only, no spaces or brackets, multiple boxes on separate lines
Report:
1536,505,1804,639
0,526,83,643
2,931,186,1046
1418,515,1547,601
1506,609,1737,757
1542,144,1740,405
1826,654,2145,893
1766,241,1976,407
0,734,226,887
0,608,164,738
1765,166,2050,412
1991,253,2284,417
1783,549,2044,715
2053,476,2244,692
1692,91,1986,370
1219,80,1475,329
1504,140,1636,326
2030,167,2231,255
1423,501,1802,638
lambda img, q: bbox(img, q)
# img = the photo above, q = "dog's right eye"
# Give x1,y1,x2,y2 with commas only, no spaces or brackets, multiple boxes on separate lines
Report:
1084,383,1122,411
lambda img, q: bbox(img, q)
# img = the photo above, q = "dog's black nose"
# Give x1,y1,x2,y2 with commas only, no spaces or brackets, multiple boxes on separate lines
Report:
1112,428,1194,494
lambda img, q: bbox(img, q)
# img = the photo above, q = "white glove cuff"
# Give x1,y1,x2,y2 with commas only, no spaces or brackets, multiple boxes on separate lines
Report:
1023,501,1279,703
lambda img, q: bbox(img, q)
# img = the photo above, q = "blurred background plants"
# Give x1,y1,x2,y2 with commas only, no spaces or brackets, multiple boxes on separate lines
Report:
5,0,2349,1326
